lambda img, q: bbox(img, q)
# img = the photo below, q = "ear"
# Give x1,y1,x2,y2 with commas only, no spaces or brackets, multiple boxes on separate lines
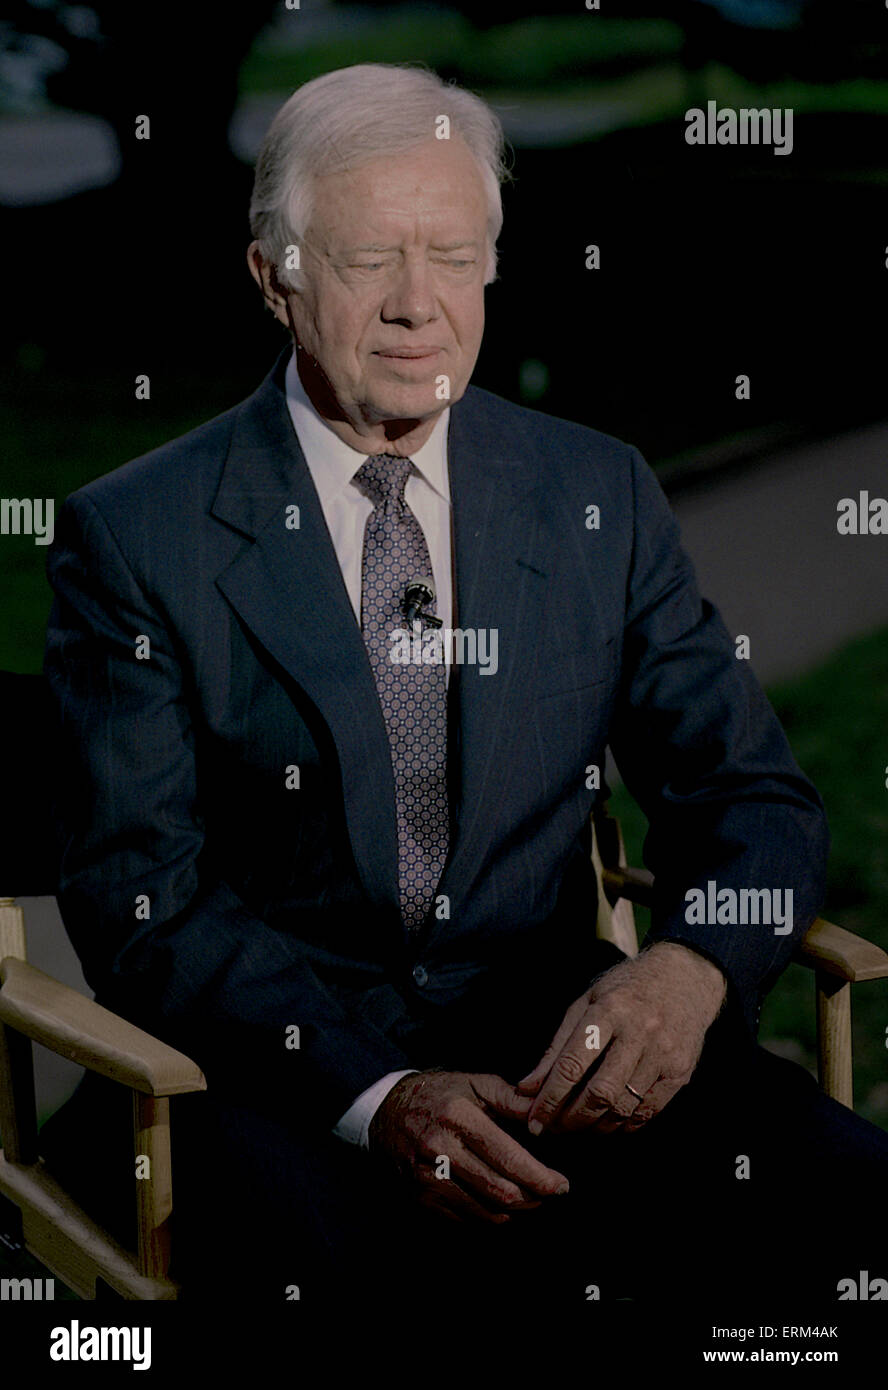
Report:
247,242,291,328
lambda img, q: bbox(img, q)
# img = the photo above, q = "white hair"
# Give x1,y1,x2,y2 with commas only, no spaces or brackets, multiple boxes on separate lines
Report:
248,62,509,292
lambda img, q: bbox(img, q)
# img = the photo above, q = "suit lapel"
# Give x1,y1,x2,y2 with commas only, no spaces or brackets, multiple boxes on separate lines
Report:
211,349,401,915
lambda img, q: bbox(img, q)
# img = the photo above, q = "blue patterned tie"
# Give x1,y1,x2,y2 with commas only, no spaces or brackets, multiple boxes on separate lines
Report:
353,454,450,933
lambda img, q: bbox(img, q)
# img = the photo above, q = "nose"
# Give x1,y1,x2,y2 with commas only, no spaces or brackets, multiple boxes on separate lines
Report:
381,254,438,327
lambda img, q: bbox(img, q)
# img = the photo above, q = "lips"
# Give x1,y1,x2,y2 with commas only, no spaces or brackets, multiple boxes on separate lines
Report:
374,348,441,358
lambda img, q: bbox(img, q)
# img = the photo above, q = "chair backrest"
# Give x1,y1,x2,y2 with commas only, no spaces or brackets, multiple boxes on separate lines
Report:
0,672,61,900
1,672,81,1114
590,805,640,958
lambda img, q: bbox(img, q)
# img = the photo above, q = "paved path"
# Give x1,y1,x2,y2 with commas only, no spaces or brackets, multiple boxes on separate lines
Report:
670,419,888,686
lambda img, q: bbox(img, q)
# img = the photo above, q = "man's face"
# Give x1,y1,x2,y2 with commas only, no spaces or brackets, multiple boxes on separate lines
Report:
284,137,489,430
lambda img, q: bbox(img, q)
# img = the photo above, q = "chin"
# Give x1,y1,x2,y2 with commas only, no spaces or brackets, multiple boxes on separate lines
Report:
367,386,452,424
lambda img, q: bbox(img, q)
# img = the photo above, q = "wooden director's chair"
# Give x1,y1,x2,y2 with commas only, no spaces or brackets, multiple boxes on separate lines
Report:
2,801,888,1300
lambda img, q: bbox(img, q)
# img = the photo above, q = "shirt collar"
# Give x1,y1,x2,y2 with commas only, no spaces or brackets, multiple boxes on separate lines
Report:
284,348,451,506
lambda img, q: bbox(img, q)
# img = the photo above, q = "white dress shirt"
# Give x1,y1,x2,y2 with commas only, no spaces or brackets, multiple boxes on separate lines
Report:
284,348,452,1146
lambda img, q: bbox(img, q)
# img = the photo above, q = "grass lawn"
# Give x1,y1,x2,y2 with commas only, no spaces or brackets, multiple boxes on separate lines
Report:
240,12,888,130
240,15,685,95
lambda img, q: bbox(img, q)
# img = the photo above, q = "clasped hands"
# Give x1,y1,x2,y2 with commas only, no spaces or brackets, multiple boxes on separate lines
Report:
369,942,727,1224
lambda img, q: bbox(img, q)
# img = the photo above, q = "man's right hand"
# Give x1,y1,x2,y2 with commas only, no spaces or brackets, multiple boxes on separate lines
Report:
368,1070,570,1224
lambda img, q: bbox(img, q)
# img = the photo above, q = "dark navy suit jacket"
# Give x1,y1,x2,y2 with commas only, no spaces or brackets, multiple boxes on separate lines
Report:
43,346,829,1134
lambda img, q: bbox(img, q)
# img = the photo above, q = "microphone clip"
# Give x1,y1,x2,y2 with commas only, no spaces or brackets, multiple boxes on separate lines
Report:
403,579,443,630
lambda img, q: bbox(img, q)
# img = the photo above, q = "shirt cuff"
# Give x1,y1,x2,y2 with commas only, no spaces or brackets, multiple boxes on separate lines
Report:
332,1069,420,1149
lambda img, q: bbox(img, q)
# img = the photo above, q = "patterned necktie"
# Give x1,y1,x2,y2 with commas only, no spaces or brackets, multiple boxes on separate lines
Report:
353,453,450,932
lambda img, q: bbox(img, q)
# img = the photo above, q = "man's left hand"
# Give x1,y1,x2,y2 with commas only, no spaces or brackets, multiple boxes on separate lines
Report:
516,942,727,1136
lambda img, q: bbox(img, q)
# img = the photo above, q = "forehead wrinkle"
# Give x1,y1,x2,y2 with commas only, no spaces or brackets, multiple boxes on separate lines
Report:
304,143,489,274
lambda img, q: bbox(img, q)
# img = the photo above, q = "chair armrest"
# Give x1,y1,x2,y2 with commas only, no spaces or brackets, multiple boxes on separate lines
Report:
0,957,206,1097
601,874,888,985
601,865,654,909
793,917,888,983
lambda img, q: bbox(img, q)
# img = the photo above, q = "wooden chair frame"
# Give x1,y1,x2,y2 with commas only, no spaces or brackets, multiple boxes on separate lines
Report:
0,900,205,1299
591,806,888,1108
1,805,887,1299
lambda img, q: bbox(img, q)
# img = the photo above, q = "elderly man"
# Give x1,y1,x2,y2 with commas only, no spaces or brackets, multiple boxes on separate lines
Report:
42,63,888,1309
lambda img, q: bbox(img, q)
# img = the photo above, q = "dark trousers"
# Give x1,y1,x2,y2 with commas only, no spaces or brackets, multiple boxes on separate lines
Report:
159,1019,888,1309
39,972,888,1310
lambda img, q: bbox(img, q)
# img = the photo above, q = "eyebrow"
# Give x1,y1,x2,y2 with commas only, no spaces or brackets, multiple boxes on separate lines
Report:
340,241,482,255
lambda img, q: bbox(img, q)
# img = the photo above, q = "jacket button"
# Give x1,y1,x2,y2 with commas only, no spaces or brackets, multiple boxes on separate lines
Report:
413,964,429,987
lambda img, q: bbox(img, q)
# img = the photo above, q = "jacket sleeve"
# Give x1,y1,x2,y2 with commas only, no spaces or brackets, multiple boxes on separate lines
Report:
43,491,413,1131
606,447,830,1037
